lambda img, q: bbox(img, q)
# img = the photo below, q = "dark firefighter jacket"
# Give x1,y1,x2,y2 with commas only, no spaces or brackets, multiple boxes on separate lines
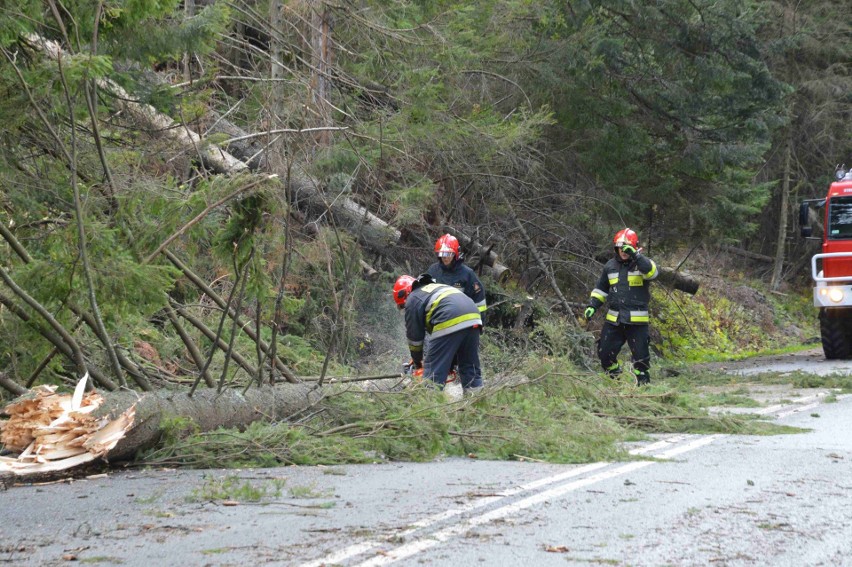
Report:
587,253,658,325
404,278,482,366
426,259,487,314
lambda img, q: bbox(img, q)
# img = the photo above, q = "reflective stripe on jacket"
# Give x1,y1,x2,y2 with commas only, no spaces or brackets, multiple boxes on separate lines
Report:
587,253,657,325
404,282,482,365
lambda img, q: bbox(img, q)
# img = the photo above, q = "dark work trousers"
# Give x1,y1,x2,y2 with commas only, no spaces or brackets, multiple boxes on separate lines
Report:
423,327,482,389
598,322,651,384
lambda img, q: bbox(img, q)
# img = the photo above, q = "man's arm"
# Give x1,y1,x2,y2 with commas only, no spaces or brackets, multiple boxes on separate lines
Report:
634,253,658,280
587,268,611,311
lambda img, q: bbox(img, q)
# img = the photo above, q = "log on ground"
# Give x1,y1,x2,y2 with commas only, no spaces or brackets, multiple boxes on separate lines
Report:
102,383,326,462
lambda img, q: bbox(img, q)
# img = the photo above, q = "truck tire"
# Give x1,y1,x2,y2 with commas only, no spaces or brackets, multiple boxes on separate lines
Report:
819,308,852,359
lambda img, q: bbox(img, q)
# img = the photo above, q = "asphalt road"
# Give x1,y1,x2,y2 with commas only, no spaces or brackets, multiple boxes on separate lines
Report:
2,352,851,567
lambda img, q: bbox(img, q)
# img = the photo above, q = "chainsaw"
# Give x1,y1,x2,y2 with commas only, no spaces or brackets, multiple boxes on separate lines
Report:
402,360,457,382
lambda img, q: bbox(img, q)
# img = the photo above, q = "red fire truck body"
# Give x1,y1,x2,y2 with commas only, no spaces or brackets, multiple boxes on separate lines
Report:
801,168,852,359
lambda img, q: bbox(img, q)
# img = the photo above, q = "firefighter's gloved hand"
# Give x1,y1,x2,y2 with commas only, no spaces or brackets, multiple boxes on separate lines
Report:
584,307,595,320
620,244,637,258
412,368,424,378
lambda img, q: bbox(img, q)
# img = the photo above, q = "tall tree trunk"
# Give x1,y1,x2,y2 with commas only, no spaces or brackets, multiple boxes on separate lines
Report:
183,0,195,83
268,0,285,157
771,134,792,291
310,2,332,147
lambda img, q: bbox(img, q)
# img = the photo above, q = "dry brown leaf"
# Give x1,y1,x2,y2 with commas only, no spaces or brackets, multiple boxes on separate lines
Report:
544,545,570,553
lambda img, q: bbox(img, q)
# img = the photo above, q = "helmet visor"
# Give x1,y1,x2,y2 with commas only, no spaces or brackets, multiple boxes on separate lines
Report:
437,251,454,258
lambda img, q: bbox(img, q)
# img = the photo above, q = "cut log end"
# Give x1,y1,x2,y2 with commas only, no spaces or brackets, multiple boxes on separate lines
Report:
0,376,135,480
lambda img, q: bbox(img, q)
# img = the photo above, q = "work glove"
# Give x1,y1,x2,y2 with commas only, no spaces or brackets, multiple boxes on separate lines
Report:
620,244,637,258
584,306,596,320
412,367,424,378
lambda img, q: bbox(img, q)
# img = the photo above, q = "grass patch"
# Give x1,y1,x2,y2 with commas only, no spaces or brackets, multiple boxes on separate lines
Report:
288,484,330,499
699,393,761,408
143,509,174,518
134,490,164,504
187,475,285,503
142,357,801,469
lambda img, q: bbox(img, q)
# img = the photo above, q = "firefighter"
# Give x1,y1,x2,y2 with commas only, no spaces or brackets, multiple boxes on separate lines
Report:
426,234,487,315
426,234,487,388
393,273,483,392
584,228,658,385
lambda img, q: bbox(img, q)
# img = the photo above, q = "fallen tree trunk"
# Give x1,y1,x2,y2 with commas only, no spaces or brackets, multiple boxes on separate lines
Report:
103,382,325,462
27,35,248,176
657,267,700,295
1,378,329,481
721,245,790,267
30,34,400,252
452,230,511,283
204,116,401,251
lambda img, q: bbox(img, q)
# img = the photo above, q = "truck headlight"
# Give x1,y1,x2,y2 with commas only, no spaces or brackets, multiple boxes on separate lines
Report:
829,288,845,303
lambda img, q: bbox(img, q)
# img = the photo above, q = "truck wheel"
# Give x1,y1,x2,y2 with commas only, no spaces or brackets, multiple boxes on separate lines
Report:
819,309,852,359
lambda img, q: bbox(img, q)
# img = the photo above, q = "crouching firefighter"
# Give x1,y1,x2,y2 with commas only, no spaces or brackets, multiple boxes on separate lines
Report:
583,228,658,386
393,273,483,392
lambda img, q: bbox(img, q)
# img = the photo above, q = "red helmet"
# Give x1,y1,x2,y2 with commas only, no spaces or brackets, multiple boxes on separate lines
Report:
434,234,460,260
393,275,416,308
613,228,639,249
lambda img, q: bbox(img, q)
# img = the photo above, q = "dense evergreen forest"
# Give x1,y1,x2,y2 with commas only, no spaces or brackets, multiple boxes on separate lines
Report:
0,0,850,400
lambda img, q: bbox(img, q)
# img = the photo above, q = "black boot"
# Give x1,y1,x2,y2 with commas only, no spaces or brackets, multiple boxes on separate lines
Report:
635,370,650,386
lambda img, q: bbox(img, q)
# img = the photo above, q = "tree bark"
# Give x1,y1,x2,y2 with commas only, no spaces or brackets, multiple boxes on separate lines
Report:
310,2,333,147
0,373,27,396
771,135,792,291
103,383,326,461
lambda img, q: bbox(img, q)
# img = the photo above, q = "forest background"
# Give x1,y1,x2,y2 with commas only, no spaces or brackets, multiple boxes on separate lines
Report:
0,0,850,466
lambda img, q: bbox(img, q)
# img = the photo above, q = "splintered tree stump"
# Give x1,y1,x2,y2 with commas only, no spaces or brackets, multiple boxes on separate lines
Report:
0,376,135,479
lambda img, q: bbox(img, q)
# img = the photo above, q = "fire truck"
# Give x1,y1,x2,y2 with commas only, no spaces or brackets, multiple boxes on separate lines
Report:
799,165,852,359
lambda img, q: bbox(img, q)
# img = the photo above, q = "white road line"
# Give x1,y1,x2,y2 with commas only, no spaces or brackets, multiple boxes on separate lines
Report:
301,397,826,567
776,402,822,419
355,436,724,567
300,437,694,567
299,542,379,567
754,392,828,415
299,462,612,567
356,462,655,567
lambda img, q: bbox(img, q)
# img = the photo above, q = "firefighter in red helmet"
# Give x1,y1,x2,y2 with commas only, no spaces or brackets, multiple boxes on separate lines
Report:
583,228,658,385
427,234,487,314
392,273,483,392
426,234,487,388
